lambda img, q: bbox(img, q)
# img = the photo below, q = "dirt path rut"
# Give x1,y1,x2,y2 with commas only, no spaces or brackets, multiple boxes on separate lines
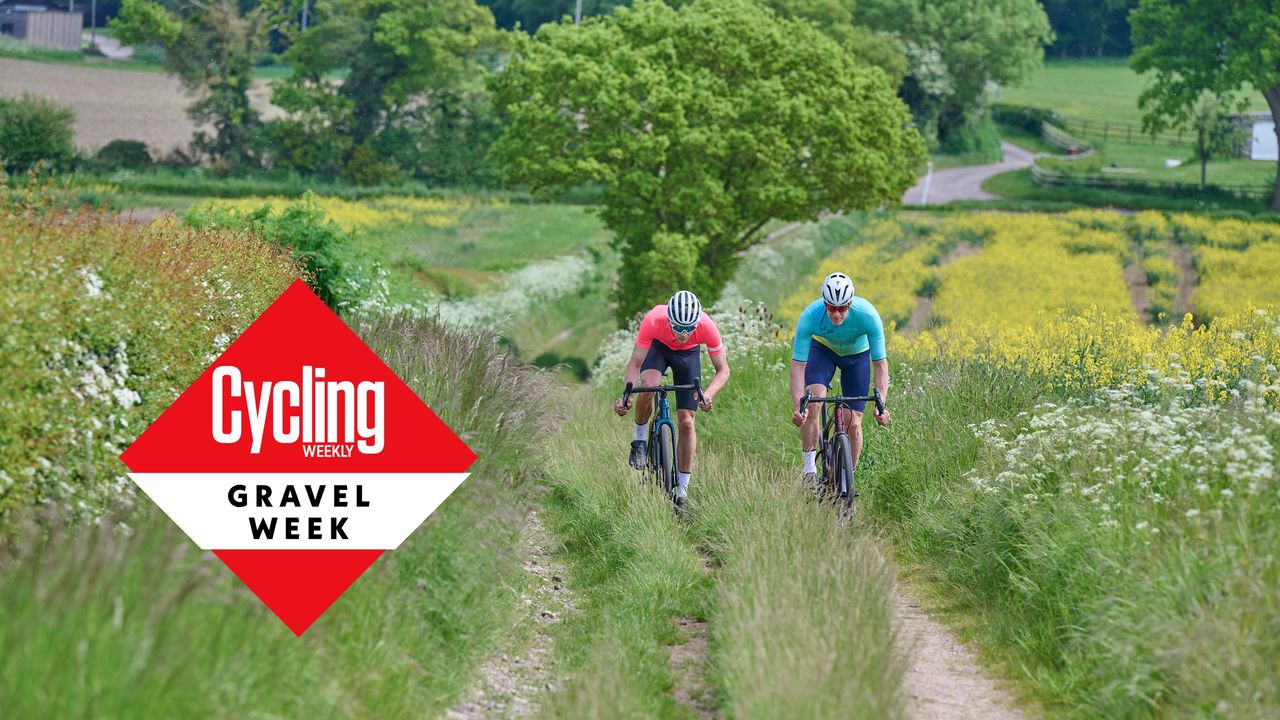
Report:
895,587,1025,720
444,509,575,719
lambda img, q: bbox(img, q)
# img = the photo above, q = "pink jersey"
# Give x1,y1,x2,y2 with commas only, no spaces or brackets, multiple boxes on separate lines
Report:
636,305,724,355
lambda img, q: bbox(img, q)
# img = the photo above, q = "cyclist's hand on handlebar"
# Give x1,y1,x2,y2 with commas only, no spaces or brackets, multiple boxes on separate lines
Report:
791,407,808,427
614,397,631,416
698,395,713,412
874,408,891,426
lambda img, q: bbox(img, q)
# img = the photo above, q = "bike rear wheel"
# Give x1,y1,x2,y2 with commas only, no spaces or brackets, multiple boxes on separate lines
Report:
655,424,677,499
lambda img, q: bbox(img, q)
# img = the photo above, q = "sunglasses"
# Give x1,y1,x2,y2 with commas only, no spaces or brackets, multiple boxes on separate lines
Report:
824,303,851,313
671,323,697,334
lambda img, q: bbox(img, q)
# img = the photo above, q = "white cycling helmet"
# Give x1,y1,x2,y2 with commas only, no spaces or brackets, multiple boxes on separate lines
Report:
821,272,854,307
667,290,702,328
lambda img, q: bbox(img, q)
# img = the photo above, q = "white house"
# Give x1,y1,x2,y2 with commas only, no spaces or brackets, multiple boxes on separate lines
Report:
1251,119,1278,162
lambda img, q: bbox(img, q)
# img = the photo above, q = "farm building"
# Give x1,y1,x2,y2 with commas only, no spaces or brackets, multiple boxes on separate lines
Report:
0,0,81,51
1232,112,1279,162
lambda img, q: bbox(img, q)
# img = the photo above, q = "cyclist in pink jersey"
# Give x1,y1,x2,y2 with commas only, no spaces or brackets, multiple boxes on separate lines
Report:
613,290,731,511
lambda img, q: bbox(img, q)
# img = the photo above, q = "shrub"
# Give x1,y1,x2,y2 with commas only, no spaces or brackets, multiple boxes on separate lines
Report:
0,93,76,174
94,140,152,172
184,193,366,310
0,178,301,527
991,102,1066,135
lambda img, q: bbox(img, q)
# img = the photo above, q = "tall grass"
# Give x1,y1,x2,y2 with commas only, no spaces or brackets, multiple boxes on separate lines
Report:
0,309,557,715
543,341,906,718
694,452,905,720
866,356,1280,718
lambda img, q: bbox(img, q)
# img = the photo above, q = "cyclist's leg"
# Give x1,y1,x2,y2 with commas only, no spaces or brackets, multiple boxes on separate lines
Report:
668,346,701,498
802,340,838,452
675,409,696,474
837,350,872,474
635,344,669,425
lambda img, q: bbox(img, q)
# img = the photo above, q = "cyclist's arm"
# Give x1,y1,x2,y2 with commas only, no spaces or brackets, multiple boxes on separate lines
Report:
622,343,648,389
790,315,815,409
704,347,730,399
790,360,808,409
872,358,889,405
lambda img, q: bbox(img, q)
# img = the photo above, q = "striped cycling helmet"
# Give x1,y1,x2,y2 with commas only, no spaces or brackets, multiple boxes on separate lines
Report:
667,290,702,328
821,273,854,307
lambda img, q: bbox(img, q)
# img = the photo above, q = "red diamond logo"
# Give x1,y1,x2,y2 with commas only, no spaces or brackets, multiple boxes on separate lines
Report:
120,280,476,635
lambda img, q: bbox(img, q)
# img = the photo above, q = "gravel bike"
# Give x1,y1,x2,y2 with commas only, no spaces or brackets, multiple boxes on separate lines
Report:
621,379,705,502
799,388,886,513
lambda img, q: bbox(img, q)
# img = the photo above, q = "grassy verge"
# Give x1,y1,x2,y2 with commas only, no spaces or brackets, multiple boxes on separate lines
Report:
868,358,1280,717
980,167,1275,216
0,313,556,717
0,189,301,525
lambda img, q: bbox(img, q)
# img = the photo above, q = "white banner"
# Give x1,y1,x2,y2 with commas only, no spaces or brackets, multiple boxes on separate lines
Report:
129,473,470,549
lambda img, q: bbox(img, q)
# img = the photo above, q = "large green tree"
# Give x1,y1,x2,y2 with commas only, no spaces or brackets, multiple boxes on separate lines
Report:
1130,0,1280,211
112,0,283,170
862,0,1052,142
489,0,926,322
486,0,908,82
272,0,502,182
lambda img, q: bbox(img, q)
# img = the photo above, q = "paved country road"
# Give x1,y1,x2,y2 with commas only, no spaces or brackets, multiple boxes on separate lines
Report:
84,32,134,60
902,142,1036,205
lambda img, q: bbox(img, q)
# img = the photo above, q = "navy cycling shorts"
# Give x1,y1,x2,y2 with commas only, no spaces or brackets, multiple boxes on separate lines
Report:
640,340,702,411
803,340,871,412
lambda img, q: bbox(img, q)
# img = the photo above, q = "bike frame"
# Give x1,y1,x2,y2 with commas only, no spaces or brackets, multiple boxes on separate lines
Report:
800,389,885,498
621,380,706,496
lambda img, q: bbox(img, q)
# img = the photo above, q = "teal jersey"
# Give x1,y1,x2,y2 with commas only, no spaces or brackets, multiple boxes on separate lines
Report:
791,298,886,362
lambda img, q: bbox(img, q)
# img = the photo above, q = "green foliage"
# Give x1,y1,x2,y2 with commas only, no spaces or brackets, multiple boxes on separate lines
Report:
1130,0,1280,210
862,0,1054,140
70,168,541,202
0,179,300,527
0,94,76,174
93,140,153,172
273,0,502,182
615,232,709,316
1188,95,1248,189
938,112,1003,163
990,102,1066,136
183,194,363,309
490,0,925,323
482,0,630,32
1040,0,1135,58
111,0,282,170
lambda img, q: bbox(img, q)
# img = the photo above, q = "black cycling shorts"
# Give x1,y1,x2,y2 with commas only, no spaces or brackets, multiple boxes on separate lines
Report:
640,340,702,411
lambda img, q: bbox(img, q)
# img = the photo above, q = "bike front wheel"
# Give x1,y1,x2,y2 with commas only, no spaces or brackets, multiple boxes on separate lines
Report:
654,424,677,499
832,432,855,511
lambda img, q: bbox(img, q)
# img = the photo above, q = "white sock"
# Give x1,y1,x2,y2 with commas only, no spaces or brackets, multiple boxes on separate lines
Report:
802,450,817,474
677,472,691,499
633,422,647,442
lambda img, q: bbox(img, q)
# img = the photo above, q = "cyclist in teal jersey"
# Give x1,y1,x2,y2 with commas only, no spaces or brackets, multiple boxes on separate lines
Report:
790,273,890,487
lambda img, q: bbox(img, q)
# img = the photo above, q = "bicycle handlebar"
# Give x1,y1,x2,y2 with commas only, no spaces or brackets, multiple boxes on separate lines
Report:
622,378,706,408
799,388,885,417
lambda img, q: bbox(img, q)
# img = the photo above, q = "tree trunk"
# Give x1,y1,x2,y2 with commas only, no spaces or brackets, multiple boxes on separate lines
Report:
1199,126,1207,189
1266,85,1280,212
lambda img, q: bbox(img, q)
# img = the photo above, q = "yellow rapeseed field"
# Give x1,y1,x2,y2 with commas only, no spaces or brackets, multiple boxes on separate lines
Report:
207,195,488,233
781,211,1280,401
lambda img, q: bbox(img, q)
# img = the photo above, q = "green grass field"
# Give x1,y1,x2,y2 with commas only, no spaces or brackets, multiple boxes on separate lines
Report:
998,59,1277,192
1000,59,1270,125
